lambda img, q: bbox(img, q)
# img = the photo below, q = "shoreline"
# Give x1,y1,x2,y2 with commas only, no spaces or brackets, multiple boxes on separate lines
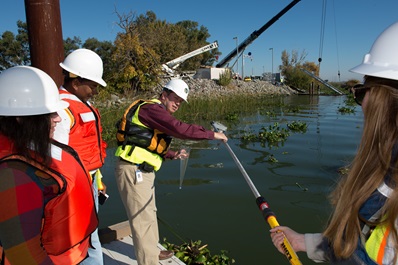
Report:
161,78,297,98
99,79,297,108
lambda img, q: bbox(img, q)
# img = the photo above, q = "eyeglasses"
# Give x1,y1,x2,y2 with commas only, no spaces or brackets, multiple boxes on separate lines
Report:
352,86,370,106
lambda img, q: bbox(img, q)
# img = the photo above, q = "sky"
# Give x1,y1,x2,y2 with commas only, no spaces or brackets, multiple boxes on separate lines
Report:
2,0,398,82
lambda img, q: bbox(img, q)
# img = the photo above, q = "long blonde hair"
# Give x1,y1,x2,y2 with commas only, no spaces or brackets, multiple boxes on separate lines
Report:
323,76,398,259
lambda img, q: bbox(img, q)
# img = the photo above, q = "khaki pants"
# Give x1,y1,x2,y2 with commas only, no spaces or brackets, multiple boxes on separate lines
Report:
115,159,159,265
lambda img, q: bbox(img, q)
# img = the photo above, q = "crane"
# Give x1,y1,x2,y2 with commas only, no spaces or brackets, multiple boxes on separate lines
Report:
162,41,219,76
215,0,301,69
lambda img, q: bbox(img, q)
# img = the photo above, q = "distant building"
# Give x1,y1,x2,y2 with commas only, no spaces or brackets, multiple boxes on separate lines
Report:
193,67,227,80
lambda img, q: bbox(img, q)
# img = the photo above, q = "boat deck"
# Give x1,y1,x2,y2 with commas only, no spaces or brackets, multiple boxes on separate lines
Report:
100,221,185,265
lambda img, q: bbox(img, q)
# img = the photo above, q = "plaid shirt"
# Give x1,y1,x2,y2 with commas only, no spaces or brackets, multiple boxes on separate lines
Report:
0,160,58,265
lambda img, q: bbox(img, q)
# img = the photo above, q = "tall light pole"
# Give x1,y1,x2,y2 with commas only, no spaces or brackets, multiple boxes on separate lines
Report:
269,47,274,83
233,37,239,78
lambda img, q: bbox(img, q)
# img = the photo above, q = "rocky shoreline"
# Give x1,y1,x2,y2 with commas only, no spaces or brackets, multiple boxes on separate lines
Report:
159,78,297,98
101,78,297,108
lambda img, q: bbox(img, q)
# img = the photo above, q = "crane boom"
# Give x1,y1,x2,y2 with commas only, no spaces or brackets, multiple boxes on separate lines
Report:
162,41,218,75
215,0,301,68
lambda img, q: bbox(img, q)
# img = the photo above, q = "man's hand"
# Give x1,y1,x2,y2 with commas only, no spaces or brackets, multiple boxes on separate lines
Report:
174,149,190,160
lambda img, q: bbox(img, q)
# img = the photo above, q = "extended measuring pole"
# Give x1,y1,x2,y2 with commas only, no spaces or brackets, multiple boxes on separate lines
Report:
211,121,302,265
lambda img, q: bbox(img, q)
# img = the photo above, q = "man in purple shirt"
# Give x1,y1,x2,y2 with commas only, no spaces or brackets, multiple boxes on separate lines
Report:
114,79,227,265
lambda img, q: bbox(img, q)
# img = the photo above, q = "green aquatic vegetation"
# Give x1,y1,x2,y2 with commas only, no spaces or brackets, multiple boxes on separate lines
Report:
162,239,235,265
344,93,357,107
285,106,301,113
241,122,290,148
287,120,308,133
338,106,355,114
267,154,278,163
259,110,276,117
239,120,307,152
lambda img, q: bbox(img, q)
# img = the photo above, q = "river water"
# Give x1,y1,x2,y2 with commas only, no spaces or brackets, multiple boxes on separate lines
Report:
99,94,364,264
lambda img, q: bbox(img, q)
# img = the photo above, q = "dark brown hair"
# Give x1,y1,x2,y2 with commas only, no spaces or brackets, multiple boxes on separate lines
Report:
0,114,53,166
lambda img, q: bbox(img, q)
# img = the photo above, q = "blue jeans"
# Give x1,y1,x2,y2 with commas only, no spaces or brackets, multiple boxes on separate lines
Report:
80,173,103,265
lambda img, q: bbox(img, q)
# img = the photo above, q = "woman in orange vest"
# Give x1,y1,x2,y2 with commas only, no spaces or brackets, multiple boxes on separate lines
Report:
270,21,398,264
0,66,98,265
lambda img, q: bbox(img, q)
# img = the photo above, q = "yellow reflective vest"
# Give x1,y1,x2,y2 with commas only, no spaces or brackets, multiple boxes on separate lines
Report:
115,99,172,171
364,182,395,265
365,223,391,265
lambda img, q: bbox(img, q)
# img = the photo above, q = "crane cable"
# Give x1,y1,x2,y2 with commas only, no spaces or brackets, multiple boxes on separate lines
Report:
318,0,327,75
332,0,341,81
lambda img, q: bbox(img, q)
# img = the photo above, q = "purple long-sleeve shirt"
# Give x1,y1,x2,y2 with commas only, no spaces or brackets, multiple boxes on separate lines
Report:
138,101,214,159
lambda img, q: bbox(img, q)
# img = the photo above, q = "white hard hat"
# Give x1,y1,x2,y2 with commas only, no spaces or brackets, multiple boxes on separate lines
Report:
163,79,189,102
60,48,107,86
0,66,69,116
350,21,398,80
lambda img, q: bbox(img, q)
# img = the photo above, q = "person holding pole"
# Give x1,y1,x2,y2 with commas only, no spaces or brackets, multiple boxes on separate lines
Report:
114,79,227,265
271,21,398,264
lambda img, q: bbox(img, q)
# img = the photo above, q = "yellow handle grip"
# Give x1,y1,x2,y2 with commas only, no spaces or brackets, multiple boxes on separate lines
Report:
268,216,303,265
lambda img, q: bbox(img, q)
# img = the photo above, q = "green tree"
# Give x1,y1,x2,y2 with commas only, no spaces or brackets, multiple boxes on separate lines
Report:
0,20,30,71
302,61,319,76
63,36,82,55
111,10,219,93
2,13,219,94
280,49,318,90
137,12,188,65
131,11,218,73
175,20,219,70
111,11,161,94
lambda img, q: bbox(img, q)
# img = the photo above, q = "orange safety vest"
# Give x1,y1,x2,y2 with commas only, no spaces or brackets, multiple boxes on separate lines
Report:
58,89,107,171
0,135,98,264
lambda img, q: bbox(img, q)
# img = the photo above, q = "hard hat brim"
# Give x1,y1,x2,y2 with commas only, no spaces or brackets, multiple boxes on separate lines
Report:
60,62,107,87
0,100,69,116
350,62,398,81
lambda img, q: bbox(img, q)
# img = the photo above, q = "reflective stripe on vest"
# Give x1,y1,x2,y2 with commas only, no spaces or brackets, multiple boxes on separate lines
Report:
365,224,390,265
365,182,394,265
80,111,95,123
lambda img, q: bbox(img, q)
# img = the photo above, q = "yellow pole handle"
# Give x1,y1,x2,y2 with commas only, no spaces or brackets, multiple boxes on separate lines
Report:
267,216,303,265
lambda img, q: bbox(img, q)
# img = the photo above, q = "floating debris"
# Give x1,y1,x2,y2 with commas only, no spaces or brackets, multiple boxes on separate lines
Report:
208,162,224,168
295,182,308,192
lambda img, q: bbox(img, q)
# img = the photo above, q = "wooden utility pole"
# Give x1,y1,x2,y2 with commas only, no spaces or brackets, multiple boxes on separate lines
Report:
24,0,64,87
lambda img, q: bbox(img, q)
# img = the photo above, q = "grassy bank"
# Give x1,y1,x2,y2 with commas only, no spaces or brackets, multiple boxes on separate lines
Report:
98,93,288,147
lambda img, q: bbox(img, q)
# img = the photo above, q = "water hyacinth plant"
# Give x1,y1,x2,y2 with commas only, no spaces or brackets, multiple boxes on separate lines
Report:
162,239,235,265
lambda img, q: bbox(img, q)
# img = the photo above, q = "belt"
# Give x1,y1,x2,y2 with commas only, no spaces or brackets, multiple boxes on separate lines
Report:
118,158,154,173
